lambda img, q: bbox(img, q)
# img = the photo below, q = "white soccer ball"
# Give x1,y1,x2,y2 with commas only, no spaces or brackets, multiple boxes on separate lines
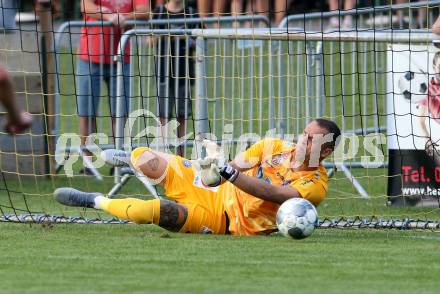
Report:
276,198,318,239
397,71,428,104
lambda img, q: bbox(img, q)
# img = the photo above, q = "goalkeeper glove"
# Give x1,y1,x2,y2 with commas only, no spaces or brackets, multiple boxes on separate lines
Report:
194,158,240,187
193,140,239,187
194,157,222,187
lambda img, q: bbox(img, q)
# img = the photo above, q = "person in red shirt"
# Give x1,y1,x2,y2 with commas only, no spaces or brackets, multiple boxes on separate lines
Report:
76,0,149,173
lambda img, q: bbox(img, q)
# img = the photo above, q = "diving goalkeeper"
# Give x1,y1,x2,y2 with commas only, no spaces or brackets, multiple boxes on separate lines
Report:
54,118,340,236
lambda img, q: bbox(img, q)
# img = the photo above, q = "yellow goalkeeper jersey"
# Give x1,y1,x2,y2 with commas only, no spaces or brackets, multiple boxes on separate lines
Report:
219,138,328,236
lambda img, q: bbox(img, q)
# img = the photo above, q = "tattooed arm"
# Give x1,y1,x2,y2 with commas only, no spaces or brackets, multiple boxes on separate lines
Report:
133,149,172,186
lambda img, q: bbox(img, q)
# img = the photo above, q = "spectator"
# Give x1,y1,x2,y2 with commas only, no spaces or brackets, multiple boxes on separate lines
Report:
35,0,62,19
272,0,289,27
230,0,265,48
150,0,198,156
414,0,427,29
231,0,289,28
197,0,226,28
231,0,266,28
328,0,356,29
231,0,244,27
0,66,32,134
76,0,149,174
394,0,427,29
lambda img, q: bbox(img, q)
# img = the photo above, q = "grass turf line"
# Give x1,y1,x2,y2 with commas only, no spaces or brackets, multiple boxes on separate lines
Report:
0,223,439,294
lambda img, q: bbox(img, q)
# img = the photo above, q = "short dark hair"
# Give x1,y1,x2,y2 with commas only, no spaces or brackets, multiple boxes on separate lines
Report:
314,118,341,151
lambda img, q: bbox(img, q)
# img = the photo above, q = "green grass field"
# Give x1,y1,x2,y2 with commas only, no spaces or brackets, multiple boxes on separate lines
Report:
1,36,439,293
1,223,439,294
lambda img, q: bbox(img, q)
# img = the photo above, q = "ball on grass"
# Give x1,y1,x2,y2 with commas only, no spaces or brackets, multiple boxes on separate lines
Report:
276,198,318,240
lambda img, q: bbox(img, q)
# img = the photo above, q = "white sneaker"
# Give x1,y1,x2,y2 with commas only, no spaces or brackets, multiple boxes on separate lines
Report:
342,16,353,30
100,149,131,167
329,17,340,29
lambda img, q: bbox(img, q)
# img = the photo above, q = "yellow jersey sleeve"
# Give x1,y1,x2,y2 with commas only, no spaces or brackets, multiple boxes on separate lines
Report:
290,177,327,206
240,138,282,168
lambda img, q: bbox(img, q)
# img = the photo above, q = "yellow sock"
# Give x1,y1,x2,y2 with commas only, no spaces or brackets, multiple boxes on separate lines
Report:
102,198,160,225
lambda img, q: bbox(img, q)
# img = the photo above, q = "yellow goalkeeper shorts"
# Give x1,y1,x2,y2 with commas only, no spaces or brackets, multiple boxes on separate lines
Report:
131,147,228,234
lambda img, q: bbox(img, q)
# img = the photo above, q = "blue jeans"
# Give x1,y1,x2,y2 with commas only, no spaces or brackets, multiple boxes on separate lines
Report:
76,58,130,117
0,0,18,30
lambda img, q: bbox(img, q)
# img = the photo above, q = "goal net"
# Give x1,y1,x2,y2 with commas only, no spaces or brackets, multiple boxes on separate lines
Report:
1,1,440,229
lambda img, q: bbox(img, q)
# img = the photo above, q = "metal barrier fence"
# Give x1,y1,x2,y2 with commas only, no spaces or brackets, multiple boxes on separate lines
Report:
188,28,435,139
113,27,438,164
54,16,270,138
279,0,440,31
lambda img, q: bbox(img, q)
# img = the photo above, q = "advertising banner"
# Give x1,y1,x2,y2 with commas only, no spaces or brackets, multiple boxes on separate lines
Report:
387,44,440,207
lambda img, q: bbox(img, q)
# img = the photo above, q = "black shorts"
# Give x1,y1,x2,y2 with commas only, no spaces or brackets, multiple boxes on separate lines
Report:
157,83,193,119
